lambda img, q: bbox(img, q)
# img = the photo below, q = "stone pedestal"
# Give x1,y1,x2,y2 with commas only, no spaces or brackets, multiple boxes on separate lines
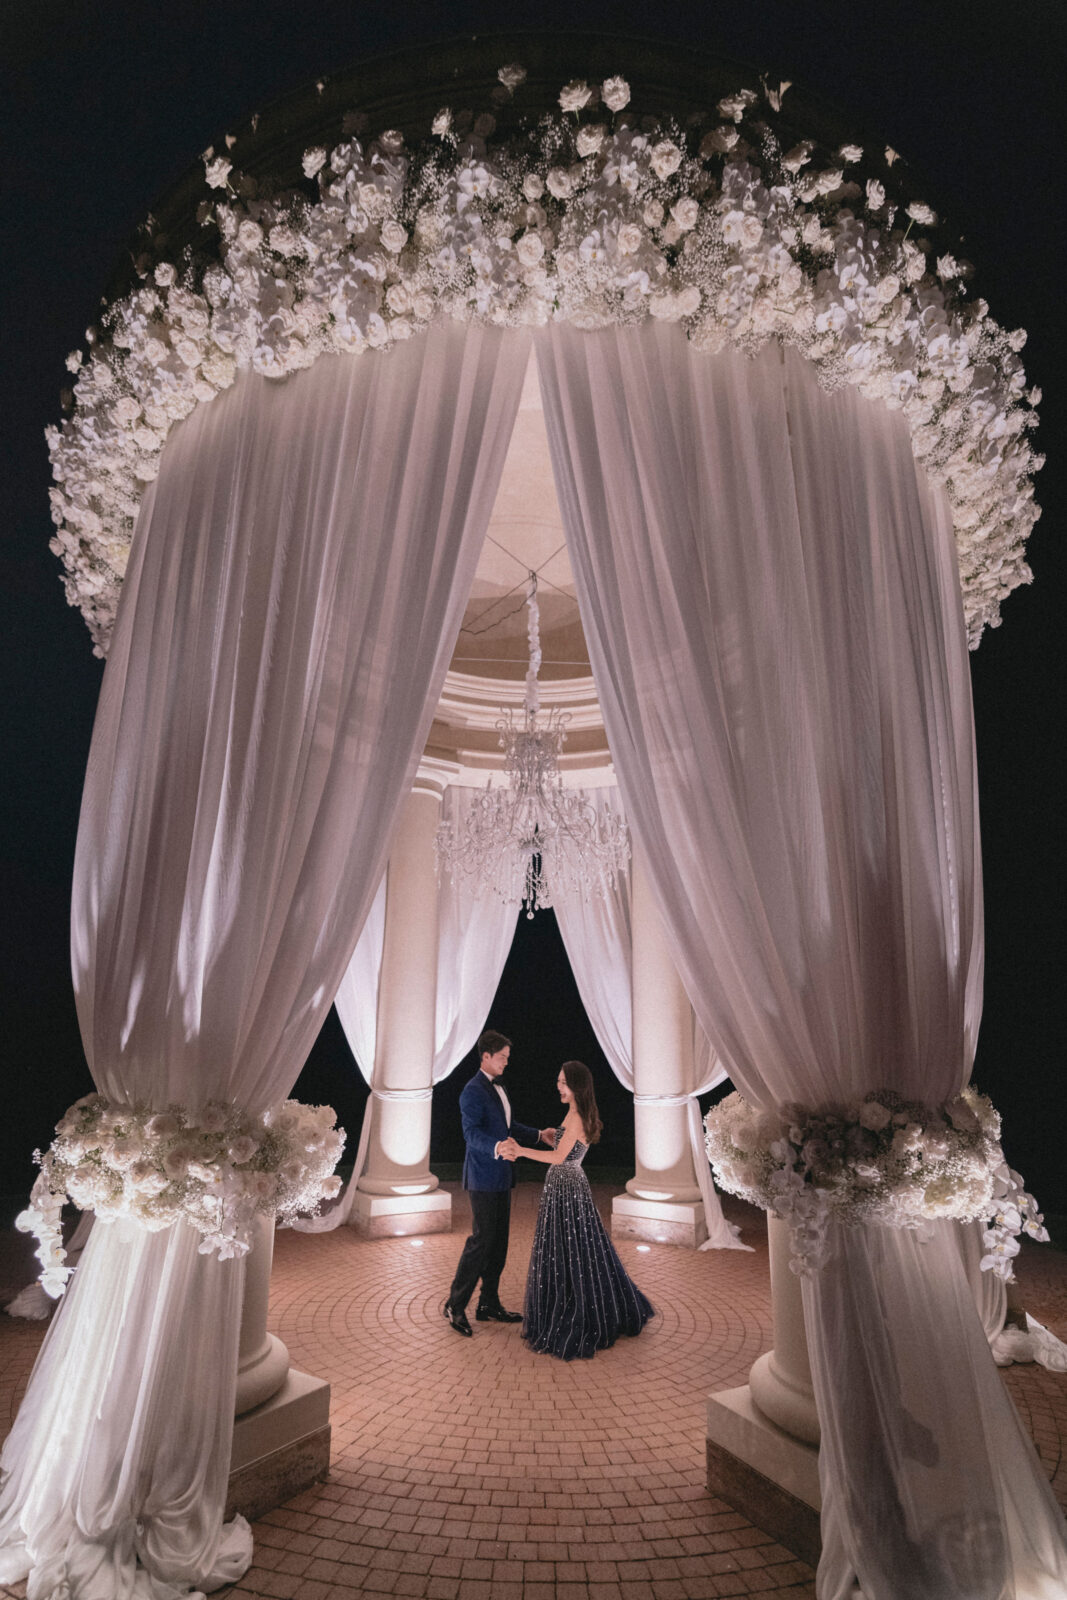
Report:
227,1215,331,1518
228,1368,331,1523
612,850,706,1247
706,1215,821,1566
611,1193,708,1250
355,777,452,1237
350,1187,453,1238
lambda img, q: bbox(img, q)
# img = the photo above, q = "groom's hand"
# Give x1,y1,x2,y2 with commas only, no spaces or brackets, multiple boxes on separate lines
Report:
497,1137,520,1161
540,1127,557,1147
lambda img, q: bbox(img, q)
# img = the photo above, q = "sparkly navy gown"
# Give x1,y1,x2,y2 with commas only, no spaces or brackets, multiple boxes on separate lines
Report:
522,1128,654,1360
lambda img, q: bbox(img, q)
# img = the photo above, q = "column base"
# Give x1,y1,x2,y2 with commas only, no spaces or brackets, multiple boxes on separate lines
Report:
706,1384,821,1571
351,1188,453,1238
227,1368,331,1523
611,1193,708,1249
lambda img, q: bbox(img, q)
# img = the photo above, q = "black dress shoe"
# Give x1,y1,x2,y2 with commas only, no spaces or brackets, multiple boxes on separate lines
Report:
476,1303,523,1323
444,1303,472,1336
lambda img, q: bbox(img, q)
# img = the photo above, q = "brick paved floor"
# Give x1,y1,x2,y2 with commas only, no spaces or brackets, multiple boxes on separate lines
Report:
1,1183,1065,1600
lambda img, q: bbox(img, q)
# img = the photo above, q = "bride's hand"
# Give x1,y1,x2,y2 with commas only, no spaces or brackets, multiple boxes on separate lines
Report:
540,1127,557,1148
498,1137,520,1161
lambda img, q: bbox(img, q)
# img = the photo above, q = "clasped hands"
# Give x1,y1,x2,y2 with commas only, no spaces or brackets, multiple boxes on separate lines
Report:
498,1127,557,1162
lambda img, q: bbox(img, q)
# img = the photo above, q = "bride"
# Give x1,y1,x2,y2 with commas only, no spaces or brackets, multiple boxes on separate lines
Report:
500,1060,654,1360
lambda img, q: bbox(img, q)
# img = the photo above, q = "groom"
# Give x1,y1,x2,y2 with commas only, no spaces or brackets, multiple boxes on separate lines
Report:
444,1029,556,1336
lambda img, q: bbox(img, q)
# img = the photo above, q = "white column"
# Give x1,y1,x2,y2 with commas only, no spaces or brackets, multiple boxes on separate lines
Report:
230,1214,332,1520
234,1213,290,1415
704,1214,822,1566
748,1215,820,1444
352,771,452,1237
612,847,706,1248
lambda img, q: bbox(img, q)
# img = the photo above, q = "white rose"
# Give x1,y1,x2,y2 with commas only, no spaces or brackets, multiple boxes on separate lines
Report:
431,108,452,137
576,125,606,157
559,80,592,113
229,1135,258,1164
378,129,404,153
643,199,665,228
650,140,681,179
236,219,263,252
670,196,699,232
194,1103,228,1134
838,143,863,163
866,178,886,211
380,220,408,253
858,1100,892,1132
782,142,813,173
516,231,545,266
204,155,232,189
701,127,739,157
154,262,177,289
301,147,327,179
601,76,630,112
147,1112,181,1140
173,337,201,368
248,1171,276,1202
497,63,527,92
717,90,757,122
546,168,573,199
906,201,937,227
751,295,777,331
741,214,763,249
162,1144,194,1180
523,173,544,201
617,222,643,255
268,224,300,257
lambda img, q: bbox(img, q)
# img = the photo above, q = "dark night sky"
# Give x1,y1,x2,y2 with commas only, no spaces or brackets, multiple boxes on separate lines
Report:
1,1,1064,1210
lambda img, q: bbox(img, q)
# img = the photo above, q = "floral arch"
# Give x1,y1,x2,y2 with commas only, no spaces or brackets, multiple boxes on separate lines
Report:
50,46,1040,655
7,35,1064,1600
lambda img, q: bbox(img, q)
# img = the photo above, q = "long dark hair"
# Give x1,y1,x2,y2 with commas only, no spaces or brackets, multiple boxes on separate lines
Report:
562,1060,602,1145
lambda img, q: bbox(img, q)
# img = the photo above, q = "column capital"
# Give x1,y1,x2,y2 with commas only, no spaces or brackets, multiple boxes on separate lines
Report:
413,755,460,800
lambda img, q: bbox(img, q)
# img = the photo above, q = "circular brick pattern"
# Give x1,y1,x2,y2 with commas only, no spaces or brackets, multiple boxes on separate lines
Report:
2,1189,1065,1600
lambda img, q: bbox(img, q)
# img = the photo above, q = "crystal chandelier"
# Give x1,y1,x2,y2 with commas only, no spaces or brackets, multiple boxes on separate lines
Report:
436,573,630,917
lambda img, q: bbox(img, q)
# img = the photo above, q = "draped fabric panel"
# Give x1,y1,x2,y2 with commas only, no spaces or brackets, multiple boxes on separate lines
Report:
433,787,522,1081
552,787,744,1250
536,321,1067,1600
297,785,520,1230
0,323,529,1598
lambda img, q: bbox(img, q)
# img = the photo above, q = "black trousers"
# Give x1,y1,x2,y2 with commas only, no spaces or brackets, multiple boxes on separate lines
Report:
448,1188,512,1311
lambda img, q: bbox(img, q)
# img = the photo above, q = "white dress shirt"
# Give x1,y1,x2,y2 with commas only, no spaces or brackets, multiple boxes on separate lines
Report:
481,1069,511,1157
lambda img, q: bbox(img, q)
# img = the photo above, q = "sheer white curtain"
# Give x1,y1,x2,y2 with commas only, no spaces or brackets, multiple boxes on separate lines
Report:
536,321,1067,1600
0,322,529,1599
552,786,744,1250
297,784,520,1229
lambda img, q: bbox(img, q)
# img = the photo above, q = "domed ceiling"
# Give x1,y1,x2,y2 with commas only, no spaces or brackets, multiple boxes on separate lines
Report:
428,351,612,782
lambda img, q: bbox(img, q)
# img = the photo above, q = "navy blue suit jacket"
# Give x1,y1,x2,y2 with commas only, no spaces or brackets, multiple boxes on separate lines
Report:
460,1070,541,1192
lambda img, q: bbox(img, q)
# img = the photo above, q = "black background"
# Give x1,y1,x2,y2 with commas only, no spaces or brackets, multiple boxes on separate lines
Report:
1,0,1064,1209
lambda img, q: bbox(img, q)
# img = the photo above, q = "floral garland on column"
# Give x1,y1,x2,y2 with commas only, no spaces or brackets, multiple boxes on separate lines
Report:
704,1085,1049,1276
16,1094,345,1297
47,66,1041,656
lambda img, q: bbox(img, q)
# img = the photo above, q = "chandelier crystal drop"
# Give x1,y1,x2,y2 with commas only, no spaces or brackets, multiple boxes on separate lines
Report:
435,574,630,917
